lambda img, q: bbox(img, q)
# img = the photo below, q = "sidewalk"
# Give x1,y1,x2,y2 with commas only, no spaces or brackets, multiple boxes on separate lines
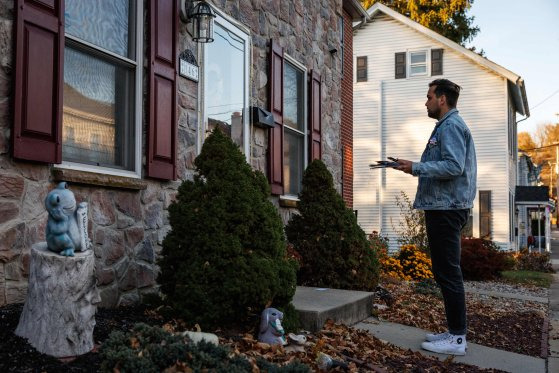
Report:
547,228,559,372
355,231,559,373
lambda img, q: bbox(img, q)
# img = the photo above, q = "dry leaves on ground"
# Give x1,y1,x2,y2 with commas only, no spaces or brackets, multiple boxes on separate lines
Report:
222,320,505,373
376,281,546,357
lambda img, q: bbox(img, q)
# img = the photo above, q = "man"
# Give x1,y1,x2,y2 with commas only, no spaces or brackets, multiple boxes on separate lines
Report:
394,79,477,356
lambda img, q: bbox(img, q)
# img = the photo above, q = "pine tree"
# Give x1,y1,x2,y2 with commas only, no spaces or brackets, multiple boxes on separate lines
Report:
158,129,297,328
285,160,379,291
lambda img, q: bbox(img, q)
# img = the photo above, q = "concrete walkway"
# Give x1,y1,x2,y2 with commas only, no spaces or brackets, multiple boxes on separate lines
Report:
355,319,545,373
547,228,559,373
293,230,559,372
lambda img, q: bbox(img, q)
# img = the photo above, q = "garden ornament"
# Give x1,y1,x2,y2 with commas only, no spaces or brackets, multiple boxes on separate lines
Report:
258,307,287,345
45,182,91,256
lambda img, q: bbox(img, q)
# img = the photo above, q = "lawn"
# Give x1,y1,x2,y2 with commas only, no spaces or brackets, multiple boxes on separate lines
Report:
501,270,553,288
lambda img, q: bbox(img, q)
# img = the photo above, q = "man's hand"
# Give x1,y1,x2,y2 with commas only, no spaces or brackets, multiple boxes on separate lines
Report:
395,159,413,174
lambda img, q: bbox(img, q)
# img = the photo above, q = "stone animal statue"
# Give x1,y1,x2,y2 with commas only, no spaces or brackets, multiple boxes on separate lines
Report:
258,307,287,345
45,182,91,256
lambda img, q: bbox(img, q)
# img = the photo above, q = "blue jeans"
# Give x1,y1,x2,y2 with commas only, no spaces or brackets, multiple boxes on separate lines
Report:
425,209,469,335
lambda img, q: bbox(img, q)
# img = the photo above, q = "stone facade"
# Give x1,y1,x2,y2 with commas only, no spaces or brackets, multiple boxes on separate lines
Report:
0,0,345,307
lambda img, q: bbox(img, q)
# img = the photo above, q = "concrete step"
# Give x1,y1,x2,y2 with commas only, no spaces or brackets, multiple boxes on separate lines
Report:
292,286,374,332
355,319,546,373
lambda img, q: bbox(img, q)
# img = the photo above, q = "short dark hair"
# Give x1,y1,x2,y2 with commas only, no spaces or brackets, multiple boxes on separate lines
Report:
429,79,461,108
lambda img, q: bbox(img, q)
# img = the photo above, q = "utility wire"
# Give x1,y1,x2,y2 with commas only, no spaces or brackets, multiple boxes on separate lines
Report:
529,89,559,111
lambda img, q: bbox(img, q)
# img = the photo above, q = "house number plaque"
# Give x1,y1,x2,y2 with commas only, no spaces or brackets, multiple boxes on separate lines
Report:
179,49,199,82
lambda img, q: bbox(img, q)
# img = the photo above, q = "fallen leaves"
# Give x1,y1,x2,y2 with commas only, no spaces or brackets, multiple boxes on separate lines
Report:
375,281,547,357
220,320,503,372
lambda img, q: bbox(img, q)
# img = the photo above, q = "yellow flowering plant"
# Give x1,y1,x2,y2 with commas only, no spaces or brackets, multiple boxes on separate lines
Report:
380,244,434,281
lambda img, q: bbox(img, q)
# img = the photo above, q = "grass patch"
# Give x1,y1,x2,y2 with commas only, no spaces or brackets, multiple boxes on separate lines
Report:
501,270,553,288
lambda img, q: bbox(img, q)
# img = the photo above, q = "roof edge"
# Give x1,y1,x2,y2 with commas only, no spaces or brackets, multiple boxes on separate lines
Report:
343,0,370,21
366,3,529,115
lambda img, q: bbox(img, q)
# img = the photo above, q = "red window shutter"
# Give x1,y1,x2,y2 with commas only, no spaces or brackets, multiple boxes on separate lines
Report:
309,70,321,162
147,0,178,180
268,39,284,195
13,0,63,163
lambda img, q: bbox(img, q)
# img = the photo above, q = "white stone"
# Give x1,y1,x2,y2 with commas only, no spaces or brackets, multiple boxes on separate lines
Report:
182,331,219,346
15,242,99,357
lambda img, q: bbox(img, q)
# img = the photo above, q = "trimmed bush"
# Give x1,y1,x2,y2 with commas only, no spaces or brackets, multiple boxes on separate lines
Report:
513,248,554,272
100,323,310,373
460,238,513,280
285,160,379,291
158,129,297,329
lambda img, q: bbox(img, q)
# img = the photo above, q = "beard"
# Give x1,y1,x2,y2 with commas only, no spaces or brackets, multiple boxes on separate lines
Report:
427,107,440,119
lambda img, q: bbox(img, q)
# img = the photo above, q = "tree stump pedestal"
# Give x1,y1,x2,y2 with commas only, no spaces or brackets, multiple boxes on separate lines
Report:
15,242,99,357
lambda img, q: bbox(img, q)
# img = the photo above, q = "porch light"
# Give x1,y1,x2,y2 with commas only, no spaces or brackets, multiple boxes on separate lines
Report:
181,0,216,43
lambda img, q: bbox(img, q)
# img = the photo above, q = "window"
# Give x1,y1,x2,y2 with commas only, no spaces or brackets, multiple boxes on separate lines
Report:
479,190,492,239
356,56,367,82
395,49,443,79
283,57,307,196
409,50,428,77
267,40,321,196
62,0,142,177
203,13,250,156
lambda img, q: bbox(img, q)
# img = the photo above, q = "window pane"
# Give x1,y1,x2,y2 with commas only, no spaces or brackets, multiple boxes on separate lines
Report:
284,62,305,132
205,22,246,149
65,0,133,58
62,47,135,170
284,129,304,196
410,52,426,64
411,65,427,75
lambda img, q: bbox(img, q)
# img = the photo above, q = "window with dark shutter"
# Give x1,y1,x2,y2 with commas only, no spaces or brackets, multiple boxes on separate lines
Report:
13,0,64,163
395,52,406,79
431,48,443,76
309,70,321,162
479,190,492,239
356,56,367,82
268,40,284,195
147,0,178,180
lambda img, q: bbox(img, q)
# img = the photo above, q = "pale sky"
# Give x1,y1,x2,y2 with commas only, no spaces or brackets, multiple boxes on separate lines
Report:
465,0,559,136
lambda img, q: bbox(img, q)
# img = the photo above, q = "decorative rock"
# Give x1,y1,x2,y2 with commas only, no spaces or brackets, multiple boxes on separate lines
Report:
182,331,219,346
15,242,99,357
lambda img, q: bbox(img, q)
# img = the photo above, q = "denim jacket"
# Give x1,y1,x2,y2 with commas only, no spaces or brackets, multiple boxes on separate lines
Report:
411,109,477,210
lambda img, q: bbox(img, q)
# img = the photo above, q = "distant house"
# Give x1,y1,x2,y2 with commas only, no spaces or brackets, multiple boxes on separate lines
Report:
516,153,551,251
353,2,529,251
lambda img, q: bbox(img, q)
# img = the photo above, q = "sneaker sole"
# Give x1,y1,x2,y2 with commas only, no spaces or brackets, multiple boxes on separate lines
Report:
421,342,466,356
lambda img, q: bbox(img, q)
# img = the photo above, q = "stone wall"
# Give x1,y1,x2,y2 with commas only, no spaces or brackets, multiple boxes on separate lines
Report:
0,0,344,307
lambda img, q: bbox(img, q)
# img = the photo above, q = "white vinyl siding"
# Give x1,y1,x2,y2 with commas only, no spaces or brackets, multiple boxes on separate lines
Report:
354,14,514,251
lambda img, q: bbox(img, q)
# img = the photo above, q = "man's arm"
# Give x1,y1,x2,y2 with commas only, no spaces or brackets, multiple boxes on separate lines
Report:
396,121,467,178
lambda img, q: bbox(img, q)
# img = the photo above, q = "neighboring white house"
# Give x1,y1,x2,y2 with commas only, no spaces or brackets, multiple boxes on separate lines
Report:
515,153,551,251
352,3,529,251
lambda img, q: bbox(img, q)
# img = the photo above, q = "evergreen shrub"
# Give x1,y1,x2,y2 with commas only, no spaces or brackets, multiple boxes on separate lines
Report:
285,160,379,290
100,323,310,373
460,238,513,280
158,129,297,329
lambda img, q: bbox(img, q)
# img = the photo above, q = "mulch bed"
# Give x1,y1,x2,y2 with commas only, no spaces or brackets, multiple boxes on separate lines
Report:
376,281,547,357
0,302,505,373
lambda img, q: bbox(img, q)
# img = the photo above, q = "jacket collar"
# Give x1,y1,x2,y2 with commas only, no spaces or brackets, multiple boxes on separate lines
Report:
435,108,458,127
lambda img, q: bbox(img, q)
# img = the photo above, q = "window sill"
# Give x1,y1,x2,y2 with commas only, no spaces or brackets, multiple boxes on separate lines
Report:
279,195,299,208
52,168,148,190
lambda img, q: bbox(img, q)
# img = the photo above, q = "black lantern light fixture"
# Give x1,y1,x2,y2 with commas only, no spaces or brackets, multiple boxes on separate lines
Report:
181,0,216,43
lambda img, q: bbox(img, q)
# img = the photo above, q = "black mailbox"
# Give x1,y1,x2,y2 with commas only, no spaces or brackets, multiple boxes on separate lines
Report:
250,106,275,129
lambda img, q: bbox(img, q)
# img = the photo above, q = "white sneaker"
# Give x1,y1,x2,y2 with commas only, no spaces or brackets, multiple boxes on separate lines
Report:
421,334,466,356
425,331,450,342
425,331,468,349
